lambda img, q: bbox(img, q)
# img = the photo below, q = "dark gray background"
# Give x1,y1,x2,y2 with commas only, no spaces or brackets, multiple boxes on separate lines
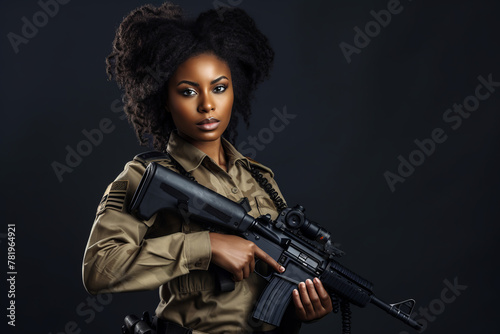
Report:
2,0,499,333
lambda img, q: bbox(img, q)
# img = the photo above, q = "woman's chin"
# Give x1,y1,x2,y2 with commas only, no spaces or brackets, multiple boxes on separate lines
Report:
178,129,226,144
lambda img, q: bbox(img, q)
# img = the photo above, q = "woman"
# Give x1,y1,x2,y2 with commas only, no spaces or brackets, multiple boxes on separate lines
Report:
82,2,332,333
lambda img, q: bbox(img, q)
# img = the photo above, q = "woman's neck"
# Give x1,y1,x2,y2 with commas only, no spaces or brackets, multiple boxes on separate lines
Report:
186,137,228,172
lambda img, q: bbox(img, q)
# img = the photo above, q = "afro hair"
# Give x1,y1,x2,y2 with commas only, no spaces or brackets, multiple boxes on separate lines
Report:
106,2,275,150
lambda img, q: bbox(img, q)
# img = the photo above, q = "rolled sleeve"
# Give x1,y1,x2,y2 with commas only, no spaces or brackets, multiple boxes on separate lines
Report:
184,231,211,271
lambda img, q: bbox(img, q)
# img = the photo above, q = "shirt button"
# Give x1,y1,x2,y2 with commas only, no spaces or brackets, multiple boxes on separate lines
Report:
231,187,238,194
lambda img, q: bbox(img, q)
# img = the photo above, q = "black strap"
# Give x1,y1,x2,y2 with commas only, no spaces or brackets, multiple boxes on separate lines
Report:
237,160,287,212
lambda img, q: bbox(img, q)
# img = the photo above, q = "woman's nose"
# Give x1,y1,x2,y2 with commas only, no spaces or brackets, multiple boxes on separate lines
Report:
197,93,215,113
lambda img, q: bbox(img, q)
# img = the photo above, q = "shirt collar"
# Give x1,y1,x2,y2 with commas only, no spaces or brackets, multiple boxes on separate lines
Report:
166,131,253,173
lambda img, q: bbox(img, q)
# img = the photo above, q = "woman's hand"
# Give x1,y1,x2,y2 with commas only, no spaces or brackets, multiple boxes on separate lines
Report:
209,233,285,281
293,278,333,322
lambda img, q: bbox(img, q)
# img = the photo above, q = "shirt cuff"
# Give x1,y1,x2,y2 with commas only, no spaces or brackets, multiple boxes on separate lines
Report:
184,231,212,271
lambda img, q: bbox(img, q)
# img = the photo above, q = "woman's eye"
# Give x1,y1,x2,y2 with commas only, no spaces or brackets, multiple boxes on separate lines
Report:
182,88,196,96
213,85,227,93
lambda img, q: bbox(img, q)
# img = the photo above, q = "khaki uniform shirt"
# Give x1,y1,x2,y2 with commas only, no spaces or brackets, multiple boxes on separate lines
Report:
82,132,300,334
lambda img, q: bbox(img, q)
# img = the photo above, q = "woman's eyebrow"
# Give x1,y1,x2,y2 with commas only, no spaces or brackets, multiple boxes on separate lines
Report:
210,76,228,84
176,76,229,86
177,80,198,87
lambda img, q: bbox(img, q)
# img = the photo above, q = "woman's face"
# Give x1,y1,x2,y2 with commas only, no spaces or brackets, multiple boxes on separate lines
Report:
166,52,233,145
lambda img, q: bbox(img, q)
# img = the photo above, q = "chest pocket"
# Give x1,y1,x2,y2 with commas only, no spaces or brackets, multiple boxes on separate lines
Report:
255,195,278,220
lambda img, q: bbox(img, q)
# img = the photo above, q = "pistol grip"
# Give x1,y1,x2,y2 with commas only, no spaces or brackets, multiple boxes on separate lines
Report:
211,265,235,292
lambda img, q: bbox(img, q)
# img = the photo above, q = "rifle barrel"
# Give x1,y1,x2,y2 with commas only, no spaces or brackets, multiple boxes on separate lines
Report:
370,296,423,330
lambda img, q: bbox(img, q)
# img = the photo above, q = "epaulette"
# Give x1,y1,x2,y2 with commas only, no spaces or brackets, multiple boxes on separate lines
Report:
246,156,275,178
246,157,260,165
133,151,171,167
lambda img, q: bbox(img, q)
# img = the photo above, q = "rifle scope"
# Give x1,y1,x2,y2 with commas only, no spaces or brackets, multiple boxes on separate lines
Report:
280,205,331,245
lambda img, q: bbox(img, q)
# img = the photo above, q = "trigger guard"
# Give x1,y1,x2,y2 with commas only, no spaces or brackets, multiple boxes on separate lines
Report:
254,259,274,280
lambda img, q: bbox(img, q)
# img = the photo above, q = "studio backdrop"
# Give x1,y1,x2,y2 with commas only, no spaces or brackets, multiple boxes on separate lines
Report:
2,0,499,333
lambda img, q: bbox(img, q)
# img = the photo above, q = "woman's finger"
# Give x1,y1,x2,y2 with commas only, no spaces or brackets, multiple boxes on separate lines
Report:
298,281,314,315
242,263,250,279
305,278,322,311
232,269,244,282
254,245,285,274
313,278,333,312
292,288,307,319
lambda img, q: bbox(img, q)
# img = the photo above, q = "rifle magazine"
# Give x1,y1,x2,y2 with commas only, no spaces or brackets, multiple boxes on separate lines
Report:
252,275,296,327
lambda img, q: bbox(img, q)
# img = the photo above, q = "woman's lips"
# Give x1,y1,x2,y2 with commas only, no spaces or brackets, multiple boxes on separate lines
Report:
196,117,220,131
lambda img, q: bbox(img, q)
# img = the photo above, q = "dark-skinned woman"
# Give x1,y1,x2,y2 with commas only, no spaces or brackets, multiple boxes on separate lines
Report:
82,3,332,333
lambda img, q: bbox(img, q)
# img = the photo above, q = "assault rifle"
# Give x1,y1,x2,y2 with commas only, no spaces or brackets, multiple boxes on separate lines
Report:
130,162,423,331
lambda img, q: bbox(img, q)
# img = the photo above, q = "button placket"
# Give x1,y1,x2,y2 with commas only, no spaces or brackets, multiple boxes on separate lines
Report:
215,166,240,198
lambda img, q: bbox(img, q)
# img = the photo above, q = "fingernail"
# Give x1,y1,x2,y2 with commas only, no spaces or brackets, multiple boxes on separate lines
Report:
293,289,298,295
306,279,313,284
300,282,305,288
314,277,320,283
280,266,285,272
